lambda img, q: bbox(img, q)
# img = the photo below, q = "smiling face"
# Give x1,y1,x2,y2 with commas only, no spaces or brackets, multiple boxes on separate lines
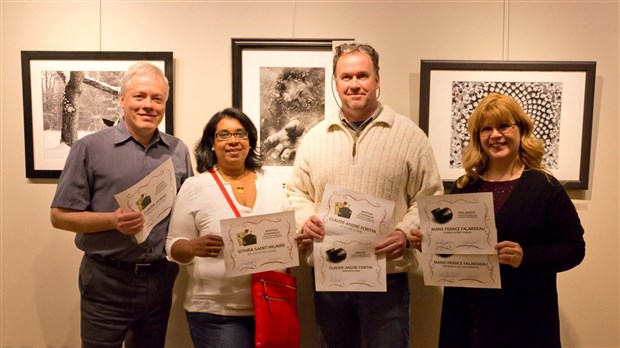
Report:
479,121,522,165
334,51,380,122
119,74,167,145
212,116,250,172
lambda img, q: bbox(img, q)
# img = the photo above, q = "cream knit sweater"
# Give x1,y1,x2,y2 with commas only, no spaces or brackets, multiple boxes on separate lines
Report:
286,104,444,273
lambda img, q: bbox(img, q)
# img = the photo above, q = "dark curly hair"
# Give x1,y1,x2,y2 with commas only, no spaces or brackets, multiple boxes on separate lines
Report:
194,107,261,173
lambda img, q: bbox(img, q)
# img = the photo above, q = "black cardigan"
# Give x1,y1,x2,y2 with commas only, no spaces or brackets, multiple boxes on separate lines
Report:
438,170,585,348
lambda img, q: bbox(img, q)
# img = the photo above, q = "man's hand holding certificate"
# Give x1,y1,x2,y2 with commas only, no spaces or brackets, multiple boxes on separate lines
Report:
114,158,177,244
417,192,501,289
313,184,395,292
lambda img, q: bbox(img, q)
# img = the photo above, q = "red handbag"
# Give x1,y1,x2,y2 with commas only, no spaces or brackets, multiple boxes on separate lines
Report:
252,270,300,348
210,169,301,348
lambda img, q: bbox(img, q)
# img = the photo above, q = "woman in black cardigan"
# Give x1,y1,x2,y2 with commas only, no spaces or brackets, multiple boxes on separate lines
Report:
438,93,586,348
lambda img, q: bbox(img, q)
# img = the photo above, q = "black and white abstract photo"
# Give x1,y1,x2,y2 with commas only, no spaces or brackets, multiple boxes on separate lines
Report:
259,67,325,166
419,60,596,189
450,81,563,170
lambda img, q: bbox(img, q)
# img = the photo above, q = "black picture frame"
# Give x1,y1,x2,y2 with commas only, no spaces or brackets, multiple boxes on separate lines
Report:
419,60,596,189
232,38,353,109
21,51,174,179
231,38,352,179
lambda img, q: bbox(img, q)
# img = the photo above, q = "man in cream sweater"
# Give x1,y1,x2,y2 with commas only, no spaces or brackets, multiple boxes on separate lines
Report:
286,42,443,348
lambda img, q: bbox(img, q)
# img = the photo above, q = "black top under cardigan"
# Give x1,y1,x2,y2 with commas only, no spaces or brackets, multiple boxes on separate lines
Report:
438,169,586,348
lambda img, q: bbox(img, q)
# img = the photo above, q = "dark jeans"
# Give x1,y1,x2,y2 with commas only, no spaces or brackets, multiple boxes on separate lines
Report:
186,311,255,348
314,272,410,348
79,254,178,348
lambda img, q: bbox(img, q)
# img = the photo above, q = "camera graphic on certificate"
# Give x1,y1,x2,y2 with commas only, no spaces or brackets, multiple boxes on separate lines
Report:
417,192,501,289
313,184,395,292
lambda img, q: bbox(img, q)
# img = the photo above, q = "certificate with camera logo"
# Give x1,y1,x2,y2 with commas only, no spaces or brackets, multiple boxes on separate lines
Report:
114,158,177,244
220,210,299,277
418,192,501,288
417,192,497,254
313,185,394,292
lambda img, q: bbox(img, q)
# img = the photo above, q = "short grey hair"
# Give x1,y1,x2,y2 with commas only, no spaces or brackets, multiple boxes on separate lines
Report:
120,61,170,101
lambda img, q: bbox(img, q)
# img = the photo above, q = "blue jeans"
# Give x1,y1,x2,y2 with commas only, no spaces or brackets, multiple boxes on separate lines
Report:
186,311,255,348
314,272,410,348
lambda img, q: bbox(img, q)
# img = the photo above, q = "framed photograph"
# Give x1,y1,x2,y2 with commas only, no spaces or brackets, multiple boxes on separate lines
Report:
232,38,352,182
419,60,596,189
21,51,174,179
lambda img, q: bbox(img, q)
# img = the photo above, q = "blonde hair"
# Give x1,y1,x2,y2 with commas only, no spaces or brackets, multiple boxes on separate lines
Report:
457,93,546,188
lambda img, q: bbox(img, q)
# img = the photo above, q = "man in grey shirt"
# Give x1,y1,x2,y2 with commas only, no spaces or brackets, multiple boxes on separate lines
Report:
50,62,193,348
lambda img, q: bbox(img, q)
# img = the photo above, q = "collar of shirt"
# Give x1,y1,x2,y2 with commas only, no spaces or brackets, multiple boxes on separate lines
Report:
113,118,169,148
340,103,384,134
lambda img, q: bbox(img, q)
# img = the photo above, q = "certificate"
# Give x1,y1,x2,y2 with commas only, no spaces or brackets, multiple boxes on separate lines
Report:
220,210,299,277
314,234,386,292
417,192,497,254
114,158,176,244
420,253,501,289
318,184,395,236
313,185,394,292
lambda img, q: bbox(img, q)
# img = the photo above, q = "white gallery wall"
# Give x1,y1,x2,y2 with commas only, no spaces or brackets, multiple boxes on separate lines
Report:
1,1,618,347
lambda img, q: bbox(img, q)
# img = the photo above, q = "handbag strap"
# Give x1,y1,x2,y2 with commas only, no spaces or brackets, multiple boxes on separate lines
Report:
209,169,241,218
211,169,293,276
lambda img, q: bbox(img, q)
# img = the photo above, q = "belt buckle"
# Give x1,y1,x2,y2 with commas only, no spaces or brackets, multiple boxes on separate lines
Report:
134,262,151,273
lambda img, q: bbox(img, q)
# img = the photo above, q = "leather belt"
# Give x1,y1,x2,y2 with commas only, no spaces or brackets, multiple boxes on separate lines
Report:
88,254,168,274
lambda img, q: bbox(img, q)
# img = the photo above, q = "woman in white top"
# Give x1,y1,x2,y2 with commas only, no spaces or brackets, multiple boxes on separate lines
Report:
166,107,290,348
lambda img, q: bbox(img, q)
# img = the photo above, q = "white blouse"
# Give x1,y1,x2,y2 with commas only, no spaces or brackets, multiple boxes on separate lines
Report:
166,169,291,315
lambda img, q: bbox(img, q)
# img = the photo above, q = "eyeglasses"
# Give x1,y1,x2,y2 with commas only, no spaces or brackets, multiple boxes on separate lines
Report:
478,123,517,137
215,130,248,141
